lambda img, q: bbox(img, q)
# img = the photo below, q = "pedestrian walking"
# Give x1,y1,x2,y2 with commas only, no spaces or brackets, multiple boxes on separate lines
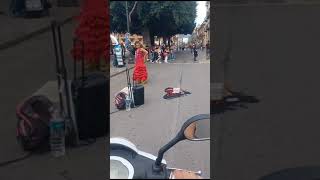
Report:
164,47,169,63
145,45,151,62
133,41,148,84
193,46,198,62
206,42,210,60
149,46,155,63
156,47,161,63
120,41,126,65
169,46,176,61
153,46,158,63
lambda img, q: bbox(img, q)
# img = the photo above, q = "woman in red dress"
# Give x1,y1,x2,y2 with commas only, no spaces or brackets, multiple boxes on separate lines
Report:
133,41,148,84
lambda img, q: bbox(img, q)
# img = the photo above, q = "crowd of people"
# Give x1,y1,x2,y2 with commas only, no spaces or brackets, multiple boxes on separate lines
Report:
145,44,176,63
111,40,210,85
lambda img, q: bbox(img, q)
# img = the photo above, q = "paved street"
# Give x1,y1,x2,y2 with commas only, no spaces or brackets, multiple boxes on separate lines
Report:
214,4,320,180
0,0,78,50
110,50,210,178
0,21,108,180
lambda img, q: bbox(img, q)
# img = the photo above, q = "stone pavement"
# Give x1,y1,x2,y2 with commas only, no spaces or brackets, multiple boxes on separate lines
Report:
0,0,79,50
110,50,210,178
214,5,320,180
0,13,108,180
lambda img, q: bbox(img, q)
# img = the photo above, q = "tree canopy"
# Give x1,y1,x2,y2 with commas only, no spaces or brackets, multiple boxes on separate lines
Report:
110,1,197,38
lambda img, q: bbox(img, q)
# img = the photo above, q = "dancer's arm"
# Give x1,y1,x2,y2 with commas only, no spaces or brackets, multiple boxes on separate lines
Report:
141,48,148,62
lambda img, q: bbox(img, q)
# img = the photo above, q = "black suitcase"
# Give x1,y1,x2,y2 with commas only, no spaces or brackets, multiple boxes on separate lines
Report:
133,85,144,106
71,39,108,140
125,68,144,107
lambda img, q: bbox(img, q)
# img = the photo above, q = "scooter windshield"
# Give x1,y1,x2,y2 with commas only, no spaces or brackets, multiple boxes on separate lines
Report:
110,156,134,179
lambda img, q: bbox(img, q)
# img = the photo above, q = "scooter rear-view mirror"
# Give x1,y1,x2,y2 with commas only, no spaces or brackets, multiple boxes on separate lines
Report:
183,118,210,141
153,114,210,172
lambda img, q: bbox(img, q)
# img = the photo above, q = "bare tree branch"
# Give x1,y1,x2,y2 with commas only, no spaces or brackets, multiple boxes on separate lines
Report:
129,1,138,24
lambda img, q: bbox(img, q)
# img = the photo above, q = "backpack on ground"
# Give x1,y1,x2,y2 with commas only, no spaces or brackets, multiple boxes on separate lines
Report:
115,92,127,110
16,95,55,151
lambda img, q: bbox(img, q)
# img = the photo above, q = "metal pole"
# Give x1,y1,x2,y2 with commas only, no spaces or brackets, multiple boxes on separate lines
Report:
126,1,130,33
126,1,134,64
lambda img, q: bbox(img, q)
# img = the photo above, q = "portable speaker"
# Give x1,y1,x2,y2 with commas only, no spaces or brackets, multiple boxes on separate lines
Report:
71,72,108,139
71,38,108,139
133,85,144,106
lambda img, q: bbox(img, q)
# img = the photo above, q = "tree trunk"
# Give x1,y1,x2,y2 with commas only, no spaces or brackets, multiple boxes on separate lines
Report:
142,27,151,47
163,36,167,46
150,34,155,46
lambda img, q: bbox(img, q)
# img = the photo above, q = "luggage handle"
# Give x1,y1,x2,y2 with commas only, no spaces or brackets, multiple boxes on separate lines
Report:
51,20,65,115
56,22,72,119
73,38,85,85
52,20,80,144
125,67,135,106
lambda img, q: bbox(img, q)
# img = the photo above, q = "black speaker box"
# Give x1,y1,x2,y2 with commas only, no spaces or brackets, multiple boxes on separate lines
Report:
71,72,108,139
133,85,144,106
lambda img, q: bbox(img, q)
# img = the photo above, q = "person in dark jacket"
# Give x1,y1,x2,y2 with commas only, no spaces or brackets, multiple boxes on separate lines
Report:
193,45,198,62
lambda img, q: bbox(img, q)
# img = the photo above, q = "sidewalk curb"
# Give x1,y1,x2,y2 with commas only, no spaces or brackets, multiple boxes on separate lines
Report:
0,16,74,51
215,2,320,7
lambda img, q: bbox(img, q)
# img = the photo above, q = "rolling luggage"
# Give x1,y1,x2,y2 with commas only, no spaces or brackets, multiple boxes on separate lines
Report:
51,21,79,146
125,67,144,106
71,39,108,139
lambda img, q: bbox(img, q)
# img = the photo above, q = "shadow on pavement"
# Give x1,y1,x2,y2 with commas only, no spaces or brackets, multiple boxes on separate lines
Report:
212,91,260,114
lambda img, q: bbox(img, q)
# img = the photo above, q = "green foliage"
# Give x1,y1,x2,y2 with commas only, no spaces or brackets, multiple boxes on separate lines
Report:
110,1,126,33
110,1,197,37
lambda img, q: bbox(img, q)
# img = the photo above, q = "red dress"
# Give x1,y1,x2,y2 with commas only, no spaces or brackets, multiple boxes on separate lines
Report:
133,48,148,82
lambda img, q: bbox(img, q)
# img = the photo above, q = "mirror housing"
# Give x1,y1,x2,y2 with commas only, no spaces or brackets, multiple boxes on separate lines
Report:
153,114,210,172
184,119,210,141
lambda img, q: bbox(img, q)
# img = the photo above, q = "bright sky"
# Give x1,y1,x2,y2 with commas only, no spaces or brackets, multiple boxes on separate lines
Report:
195,1,208,26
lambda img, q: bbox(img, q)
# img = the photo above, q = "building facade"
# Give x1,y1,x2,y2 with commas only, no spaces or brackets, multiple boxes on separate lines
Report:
192,1,210,47
111,33,144,45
